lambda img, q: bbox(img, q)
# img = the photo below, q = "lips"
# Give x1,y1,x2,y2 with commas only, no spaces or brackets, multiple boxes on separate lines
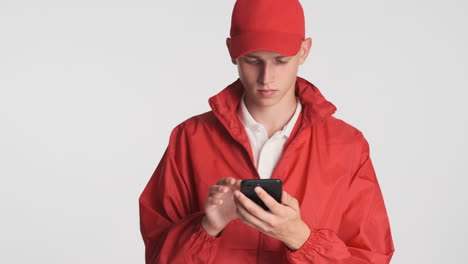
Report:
258,90,277,97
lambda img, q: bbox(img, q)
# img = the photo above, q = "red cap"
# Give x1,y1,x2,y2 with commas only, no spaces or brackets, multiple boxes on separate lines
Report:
228,0,306,60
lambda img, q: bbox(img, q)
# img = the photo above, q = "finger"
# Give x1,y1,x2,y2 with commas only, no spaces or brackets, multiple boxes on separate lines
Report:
216,177,232,186
211,192,228,200
226,178,241,189
225,179,242,192
233,190,273,223
230,178,238,186
206,196,223,207
233,179,242,190
235,200,268,231
281,190,289,204
209,185,229,195
217,177,238,186
254,187,283,214
281,190,299,210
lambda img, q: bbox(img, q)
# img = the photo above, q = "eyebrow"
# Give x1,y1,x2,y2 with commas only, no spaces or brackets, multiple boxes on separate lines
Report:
244,54,288,59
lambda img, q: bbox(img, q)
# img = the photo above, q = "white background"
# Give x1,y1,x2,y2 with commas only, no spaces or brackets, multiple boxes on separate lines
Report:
1,0,467,263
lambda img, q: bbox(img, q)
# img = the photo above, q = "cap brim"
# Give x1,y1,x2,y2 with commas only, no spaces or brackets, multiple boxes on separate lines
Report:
229,31,303,60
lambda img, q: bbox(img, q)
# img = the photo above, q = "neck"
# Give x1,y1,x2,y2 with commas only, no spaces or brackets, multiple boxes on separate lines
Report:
244,90,297,136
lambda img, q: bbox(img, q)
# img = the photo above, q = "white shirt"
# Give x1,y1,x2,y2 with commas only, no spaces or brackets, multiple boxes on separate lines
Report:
237,92,302,179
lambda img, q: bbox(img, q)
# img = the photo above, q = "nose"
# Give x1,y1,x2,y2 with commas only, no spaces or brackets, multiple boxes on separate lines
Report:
258,62,275,86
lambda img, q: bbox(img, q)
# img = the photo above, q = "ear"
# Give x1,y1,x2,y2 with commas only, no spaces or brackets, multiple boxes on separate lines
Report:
298,37,312,65
226,37,237,65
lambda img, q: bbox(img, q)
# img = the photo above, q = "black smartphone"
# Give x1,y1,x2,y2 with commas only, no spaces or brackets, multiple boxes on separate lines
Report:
240,179,282,211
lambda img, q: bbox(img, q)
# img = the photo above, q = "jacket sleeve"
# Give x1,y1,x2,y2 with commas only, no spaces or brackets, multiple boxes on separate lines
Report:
284,132,395,263
139,125,221,264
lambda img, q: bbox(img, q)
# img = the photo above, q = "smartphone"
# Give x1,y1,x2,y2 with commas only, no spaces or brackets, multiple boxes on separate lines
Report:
240,179,282,211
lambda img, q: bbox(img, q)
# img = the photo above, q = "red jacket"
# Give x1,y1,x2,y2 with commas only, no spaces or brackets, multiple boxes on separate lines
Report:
139,76,394,263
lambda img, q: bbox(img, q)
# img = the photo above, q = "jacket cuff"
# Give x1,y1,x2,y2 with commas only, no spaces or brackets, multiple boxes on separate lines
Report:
192,214,223,243
183,212,222,262
284,228,320,261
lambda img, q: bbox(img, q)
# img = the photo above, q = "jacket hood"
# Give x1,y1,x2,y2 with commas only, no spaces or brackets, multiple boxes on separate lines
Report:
208,76,337,134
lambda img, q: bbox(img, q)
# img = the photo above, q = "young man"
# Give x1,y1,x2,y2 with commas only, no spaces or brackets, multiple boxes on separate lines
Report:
139,0,394,263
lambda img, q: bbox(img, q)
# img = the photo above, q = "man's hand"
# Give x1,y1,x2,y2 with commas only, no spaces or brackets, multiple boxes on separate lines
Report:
202,177,241,237
233,187,311,251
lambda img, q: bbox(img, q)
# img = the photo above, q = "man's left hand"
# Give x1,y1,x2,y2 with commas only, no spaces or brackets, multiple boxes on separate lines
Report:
233,187,311,251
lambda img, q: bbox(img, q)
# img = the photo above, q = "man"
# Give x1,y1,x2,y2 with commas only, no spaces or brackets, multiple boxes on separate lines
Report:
139,0,394,263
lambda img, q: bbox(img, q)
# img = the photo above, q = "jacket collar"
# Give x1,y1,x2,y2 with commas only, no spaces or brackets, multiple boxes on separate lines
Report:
208,76,337,135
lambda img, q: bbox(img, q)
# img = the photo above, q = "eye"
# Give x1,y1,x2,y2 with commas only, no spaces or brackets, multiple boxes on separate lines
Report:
277,60,288,64
246,59,260,64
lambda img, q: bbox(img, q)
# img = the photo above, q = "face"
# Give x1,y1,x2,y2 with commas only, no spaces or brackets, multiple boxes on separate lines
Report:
226,38,312,109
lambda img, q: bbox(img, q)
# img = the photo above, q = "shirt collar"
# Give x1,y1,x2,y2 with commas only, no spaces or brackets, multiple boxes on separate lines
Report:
237,92,302,138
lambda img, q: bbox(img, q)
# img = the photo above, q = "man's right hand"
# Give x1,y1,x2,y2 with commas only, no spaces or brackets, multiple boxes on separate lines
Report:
202,177,241,237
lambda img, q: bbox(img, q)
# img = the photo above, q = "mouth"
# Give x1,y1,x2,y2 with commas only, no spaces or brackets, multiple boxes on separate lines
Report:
258,89,277,97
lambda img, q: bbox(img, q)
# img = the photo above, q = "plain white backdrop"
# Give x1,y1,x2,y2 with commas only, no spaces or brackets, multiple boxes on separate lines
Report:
1,0,467,263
